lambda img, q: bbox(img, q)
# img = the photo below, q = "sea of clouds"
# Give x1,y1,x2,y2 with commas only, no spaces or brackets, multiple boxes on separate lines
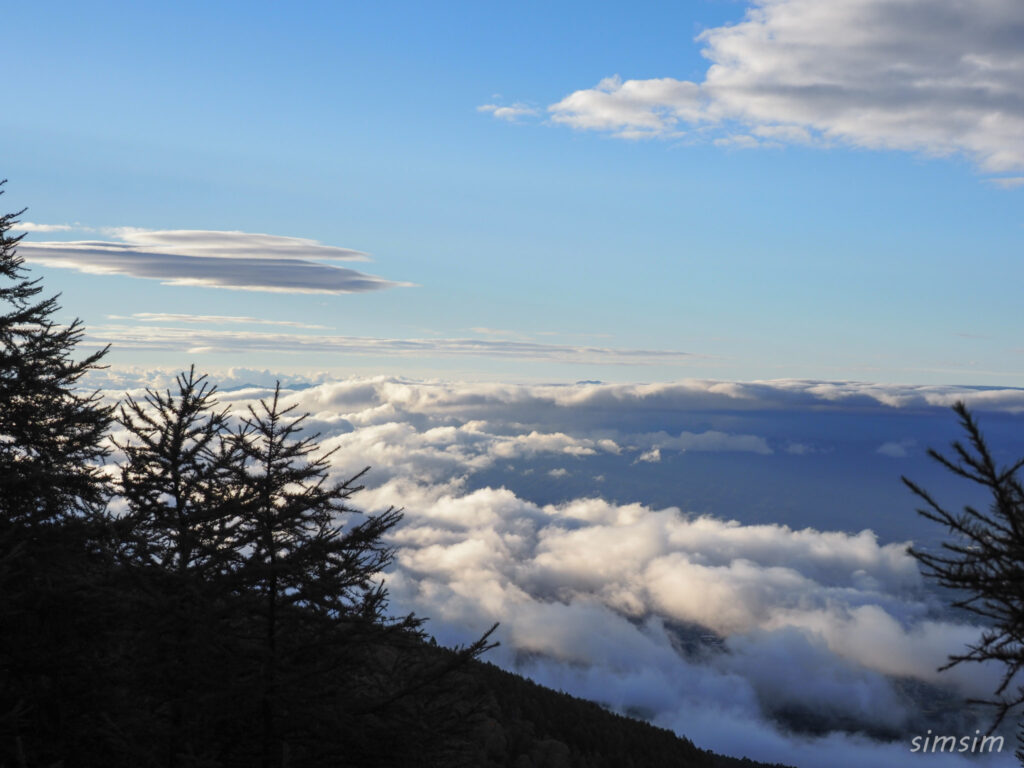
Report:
94,372,1024,767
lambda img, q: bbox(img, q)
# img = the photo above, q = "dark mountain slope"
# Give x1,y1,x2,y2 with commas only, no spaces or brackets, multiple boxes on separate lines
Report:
457,658,793,768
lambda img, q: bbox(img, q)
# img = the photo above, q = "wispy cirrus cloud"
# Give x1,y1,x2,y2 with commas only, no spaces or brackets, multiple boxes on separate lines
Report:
87,324,696,365
107,312,328,330
989,177,1024,189
520,0,1024,178
470,326,528,337
18,222,75,232
19,228,410,294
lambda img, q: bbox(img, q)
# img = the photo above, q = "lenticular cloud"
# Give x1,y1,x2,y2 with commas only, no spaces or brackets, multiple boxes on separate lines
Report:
19,227,408,294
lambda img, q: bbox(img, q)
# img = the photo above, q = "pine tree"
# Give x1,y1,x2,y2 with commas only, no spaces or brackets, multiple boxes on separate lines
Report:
116,365,246,578
0,181,111,528
0,182,117,766
113,366,247,767
111,373,498,766
229,384,412,768
904,402,1024,760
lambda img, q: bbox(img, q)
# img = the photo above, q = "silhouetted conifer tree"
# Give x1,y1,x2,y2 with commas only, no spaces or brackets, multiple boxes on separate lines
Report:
904,402,1024,762
112,374,498,767
0,182,116,766
116,365,239,576
113,367,247,766
0,180,110,525
229,384,411,767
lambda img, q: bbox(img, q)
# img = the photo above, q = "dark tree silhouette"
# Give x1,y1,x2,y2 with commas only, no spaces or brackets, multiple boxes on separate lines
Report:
0,180,111,526
116,365,240,577
0,183,116,765
903,402,1024,760
113,367,248,766
229,384,418,767
111,373,498,767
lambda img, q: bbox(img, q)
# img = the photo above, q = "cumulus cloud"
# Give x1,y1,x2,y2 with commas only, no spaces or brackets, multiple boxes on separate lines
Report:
374,483,1010,766
877,440,916,458
94,373,1023,766
19,228,408,294
477,103,539,121
546,0,1024,175
635,447,661,464
549,76,704,138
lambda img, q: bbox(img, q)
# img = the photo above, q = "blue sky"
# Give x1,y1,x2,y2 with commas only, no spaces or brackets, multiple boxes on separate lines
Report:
4,0,1023,384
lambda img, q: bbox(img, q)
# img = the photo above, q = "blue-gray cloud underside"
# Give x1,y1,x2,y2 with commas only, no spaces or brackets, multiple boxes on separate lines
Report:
21,244,402,294
87,325,694,365
19,230,407,294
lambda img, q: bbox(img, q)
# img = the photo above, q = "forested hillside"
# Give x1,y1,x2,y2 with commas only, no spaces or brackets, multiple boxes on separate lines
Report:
459,659,793,768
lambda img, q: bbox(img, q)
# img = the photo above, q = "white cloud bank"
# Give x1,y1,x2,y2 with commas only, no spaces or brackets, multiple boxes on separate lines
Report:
95,373,1023,767
538,0,1024,177
89,370,1024,414
19,228,409,294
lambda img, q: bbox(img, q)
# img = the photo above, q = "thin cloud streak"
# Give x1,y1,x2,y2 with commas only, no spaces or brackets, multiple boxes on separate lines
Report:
19,222,74,232
108,313,329,330
989,177,1024,189
87,325,697,365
